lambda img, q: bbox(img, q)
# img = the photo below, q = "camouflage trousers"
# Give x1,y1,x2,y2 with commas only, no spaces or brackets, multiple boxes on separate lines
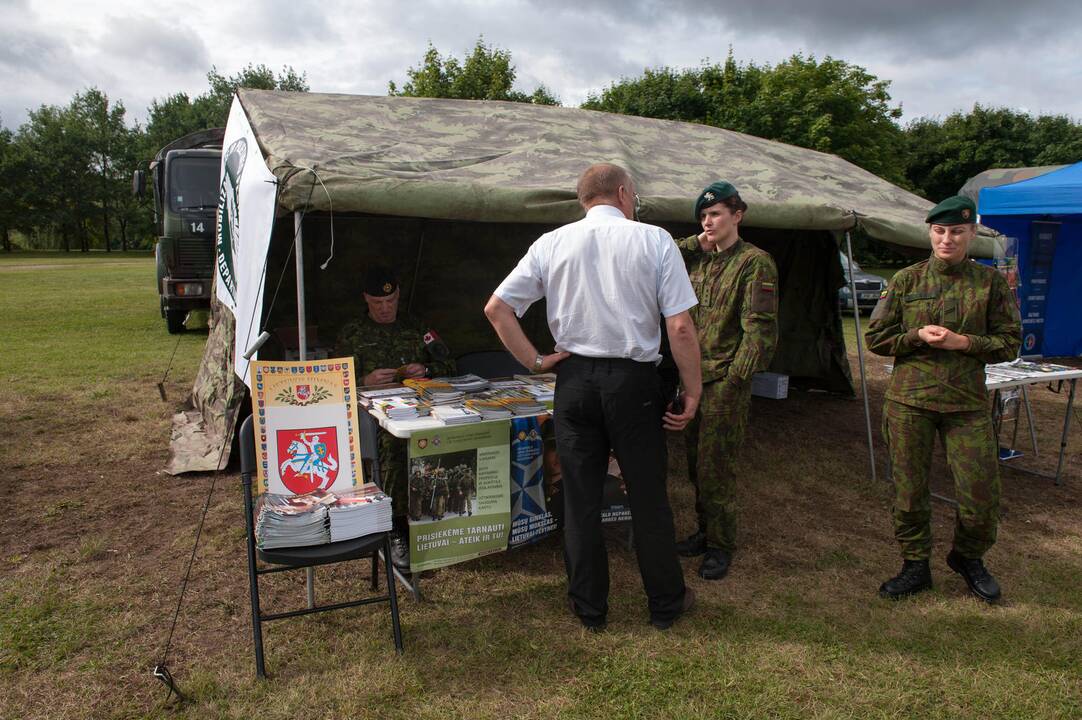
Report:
685,378,752,553
377,431,409,521
883,400,1000,560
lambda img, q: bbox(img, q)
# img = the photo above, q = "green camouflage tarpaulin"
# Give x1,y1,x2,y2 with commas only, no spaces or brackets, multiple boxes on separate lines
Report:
959,165,1069,205
238,88,1001,256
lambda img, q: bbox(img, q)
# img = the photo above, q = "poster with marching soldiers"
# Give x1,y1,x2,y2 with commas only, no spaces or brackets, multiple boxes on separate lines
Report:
406,421,511,572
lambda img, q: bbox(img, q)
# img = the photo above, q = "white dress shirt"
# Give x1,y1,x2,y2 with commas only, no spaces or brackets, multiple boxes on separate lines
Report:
494,204,697,363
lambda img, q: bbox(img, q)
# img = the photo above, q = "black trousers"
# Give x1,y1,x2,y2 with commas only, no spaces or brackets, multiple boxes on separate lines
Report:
554,355,687,626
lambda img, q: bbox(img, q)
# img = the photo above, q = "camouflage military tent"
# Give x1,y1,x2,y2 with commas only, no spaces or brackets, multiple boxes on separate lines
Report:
169,88,975,473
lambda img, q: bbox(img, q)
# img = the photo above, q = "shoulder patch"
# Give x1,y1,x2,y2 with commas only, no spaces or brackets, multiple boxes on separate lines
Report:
750,279,777,314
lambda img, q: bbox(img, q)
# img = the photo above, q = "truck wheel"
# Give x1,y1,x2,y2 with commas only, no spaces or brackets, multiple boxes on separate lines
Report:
166,309,186,334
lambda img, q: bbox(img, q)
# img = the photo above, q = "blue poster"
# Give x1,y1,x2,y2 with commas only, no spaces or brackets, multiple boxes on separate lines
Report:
508,417,558,547
1019,222,1058,355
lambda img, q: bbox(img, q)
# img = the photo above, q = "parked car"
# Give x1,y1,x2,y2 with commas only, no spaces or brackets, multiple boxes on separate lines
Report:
838,252,888,314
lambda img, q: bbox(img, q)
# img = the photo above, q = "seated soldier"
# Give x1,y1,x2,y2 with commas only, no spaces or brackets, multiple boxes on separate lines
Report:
336,266,454,568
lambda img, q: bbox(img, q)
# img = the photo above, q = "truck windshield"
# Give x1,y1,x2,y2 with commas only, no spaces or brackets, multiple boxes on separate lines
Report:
168,156,220,212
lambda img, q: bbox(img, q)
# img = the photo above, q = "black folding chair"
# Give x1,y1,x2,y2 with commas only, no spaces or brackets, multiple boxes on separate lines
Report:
239,415,403,678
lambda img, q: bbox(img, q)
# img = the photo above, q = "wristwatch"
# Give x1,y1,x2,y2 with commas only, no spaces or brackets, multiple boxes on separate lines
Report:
531,353,544,374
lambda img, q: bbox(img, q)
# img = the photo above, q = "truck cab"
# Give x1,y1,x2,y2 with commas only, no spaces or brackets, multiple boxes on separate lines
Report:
134,128,224,333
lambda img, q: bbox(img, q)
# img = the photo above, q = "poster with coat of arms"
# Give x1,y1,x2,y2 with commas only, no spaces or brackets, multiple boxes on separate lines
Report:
250,358,363,495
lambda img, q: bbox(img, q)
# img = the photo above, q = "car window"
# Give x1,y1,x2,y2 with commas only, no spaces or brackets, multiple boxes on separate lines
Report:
839,252,862,272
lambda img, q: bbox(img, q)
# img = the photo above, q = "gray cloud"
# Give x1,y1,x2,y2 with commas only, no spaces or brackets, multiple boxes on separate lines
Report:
2,0,1081,130
99,14,210,73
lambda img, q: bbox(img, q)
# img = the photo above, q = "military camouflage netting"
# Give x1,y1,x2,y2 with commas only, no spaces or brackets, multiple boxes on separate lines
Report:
238,88,1001,256
958,165,1068,205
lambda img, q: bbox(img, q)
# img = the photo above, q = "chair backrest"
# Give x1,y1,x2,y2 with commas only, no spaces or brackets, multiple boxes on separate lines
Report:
240,415,256,477
357,408,382,487
455,350,528,379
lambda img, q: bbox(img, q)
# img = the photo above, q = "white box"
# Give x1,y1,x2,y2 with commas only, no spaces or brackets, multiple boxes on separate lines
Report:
751,372,788,399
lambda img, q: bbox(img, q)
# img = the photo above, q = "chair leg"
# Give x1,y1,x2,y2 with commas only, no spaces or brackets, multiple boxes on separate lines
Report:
370,550,379,592
383,535,404,653
246,542,268,678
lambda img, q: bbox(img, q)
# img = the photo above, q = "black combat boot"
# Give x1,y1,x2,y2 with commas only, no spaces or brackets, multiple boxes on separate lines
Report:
675,528,707,557
697,549,732,581
878,559,932,599
389,529,410,570
946,550,1001,603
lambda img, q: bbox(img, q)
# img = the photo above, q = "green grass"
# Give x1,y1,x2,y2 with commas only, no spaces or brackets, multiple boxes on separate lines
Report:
0,254,205,390
0,254,1079,720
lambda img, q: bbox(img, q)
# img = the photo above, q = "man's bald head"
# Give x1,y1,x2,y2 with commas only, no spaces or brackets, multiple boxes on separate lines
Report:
576,163,634,210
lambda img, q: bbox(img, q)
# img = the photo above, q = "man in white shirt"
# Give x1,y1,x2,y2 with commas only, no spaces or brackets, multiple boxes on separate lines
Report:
484,163,703,631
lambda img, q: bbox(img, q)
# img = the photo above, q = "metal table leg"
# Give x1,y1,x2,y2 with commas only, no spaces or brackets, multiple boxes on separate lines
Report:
1053,379,1076,486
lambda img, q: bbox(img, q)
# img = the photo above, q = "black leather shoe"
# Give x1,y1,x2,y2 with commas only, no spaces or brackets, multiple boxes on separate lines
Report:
697,549,732,581
676,529,707,557
568,598,606,633
389,531,410,570
946,550,1001,603
878,559,932,599
651,587,696,630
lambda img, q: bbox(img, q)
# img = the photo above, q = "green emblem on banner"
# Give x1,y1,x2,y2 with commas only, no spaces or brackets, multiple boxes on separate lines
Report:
216,136,247,302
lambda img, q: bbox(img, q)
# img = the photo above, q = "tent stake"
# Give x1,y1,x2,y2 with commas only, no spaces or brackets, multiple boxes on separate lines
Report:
294,209,317,609
845,230,878,483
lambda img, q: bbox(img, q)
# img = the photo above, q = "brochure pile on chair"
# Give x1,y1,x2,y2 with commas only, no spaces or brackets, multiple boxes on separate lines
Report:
255,493,332,549
327,484,394,542
256,486,394,548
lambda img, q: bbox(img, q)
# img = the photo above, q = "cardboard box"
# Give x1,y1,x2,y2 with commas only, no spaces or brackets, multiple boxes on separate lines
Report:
751,372,788,399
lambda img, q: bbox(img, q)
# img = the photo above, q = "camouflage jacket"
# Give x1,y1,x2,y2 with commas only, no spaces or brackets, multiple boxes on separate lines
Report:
334,314,455,382
865,256,1021,412
678,236,779,384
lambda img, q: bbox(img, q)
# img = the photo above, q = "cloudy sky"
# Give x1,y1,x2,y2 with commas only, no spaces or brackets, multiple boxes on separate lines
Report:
2,0,1081,130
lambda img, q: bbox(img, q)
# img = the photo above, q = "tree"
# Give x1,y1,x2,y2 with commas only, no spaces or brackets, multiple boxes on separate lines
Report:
0,121,17,251
389,38,559,105
583,52,907,185
17,102,96,251
71,89,134,251
903,105,1082,200
200,63,309,126
145,64,309,154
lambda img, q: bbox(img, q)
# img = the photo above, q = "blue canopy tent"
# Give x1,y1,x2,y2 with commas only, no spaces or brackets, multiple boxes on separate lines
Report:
979,161,1082,357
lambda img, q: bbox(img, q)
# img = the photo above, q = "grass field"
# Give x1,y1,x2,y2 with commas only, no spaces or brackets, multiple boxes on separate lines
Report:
1,254,1080,719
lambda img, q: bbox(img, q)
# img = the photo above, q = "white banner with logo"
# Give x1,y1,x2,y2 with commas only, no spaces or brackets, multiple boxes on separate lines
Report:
216,95,278,384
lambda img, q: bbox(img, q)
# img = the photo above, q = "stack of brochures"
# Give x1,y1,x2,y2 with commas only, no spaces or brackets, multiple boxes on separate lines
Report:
431,405,483,425
359,385,417,407
327,484,394,542
464,398,514,420
255,493,332,549
497,396,547,416
442,374,491,392
374,395,431,420
404,378,465,405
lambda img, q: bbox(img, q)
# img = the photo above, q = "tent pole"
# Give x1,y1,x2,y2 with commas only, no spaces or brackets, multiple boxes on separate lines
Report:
294,209,316,609
295,211,308,360
845,230,877,483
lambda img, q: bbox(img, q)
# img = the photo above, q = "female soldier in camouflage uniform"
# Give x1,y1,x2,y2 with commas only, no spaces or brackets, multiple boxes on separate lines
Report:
866,196,1021,602
675,182,779,580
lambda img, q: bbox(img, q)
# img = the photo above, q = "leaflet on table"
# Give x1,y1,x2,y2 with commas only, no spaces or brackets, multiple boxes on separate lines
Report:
250,358,363,495
406,421,511,572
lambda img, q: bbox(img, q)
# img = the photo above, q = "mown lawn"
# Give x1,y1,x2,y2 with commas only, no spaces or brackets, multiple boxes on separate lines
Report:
1,254,1079,720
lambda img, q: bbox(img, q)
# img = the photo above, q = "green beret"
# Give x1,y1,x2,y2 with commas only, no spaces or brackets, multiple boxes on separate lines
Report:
926,195,977,225
363,266,398,297
694,181,738,221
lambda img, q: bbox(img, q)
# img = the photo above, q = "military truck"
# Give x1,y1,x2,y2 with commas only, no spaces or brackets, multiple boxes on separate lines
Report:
133,128,224,333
